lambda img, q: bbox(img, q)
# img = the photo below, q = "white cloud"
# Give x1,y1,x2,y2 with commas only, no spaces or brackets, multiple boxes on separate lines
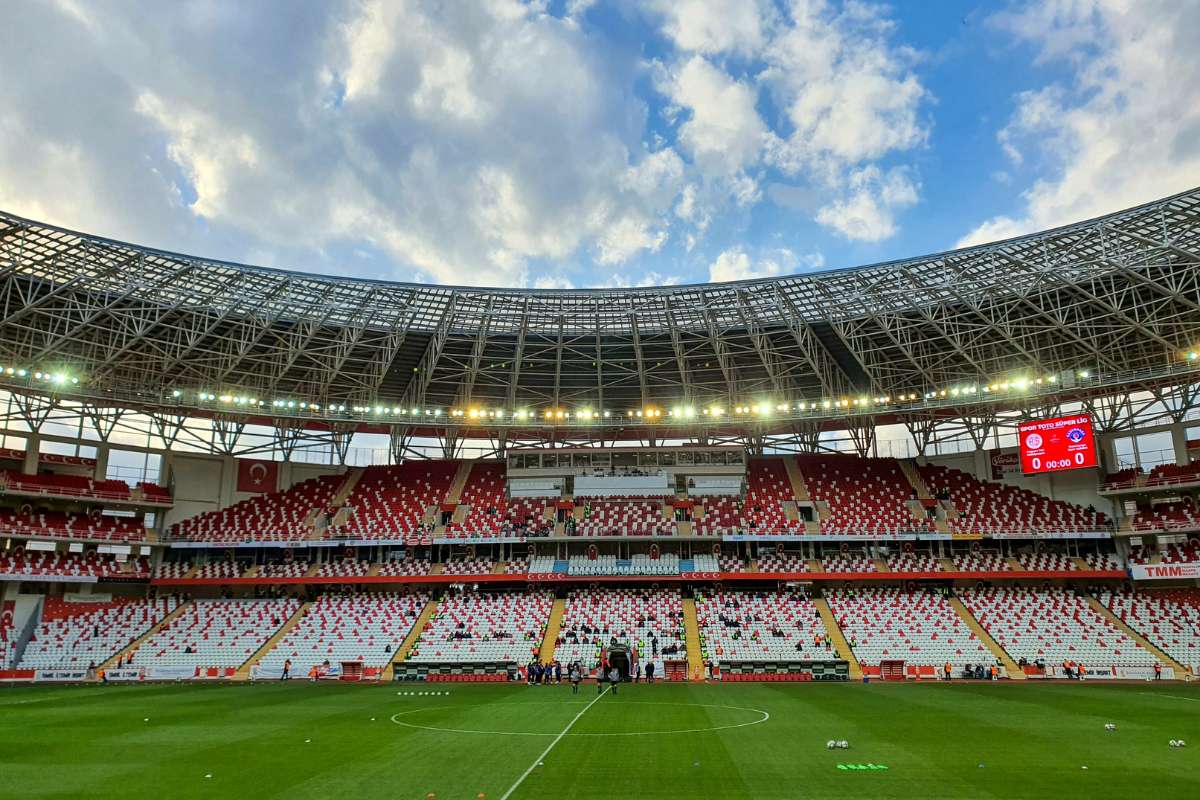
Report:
960,0,1200,247
659,56,767,176
708,245,824,282
649,0,771,56
815,166,919,242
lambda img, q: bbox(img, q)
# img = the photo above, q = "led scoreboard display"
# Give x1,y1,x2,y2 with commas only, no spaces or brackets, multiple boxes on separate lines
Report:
1017,414,1098,475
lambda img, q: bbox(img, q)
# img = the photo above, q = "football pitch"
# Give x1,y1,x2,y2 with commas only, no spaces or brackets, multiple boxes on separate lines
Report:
1,681,1197,799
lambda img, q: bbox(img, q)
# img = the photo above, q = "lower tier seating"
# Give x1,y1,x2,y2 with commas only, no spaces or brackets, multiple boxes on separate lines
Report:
1101,588,1200,673
19,596,180,670
959,587,1157,668
410,590,552,663
134,598,301,670
695,589,827,662
256,592,429,673
827,588,992,669
555,588,686,677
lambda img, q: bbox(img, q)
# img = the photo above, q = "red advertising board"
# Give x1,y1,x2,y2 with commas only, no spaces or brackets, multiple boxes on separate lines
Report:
1018,414,1098,475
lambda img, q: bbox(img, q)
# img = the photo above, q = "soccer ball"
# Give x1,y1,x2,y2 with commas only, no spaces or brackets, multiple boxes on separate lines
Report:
1179,740,1187,747
1169,740,1179,748
1104,724,1116,731
838,740,849,749
826,740,836,750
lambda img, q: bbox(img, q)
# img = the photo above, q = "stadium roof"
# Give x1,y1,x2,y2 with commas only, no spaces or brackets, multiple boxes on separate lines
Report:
1,188,1199,426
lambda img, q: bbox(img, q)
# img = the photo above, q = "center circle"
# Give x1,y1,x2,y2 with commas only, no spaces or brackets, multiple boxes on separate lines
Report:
388,700,769,737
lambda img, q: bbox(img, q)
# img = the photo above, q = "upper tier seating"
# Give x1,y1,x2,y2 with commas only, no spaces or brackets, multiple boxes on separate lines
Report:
1016,552,1077,572
315,560,371,578
154,562,192,579
797,455,927,535
566,553,680,576
695,590,827,662
504,557,529,574
887,552,940,572
1101,467,1141,490
691,554,718,572
19,596,179,669
919,464,1107,535
0,509,145,542
259,562,309,578
743,460,799,534
719,555,744,573
410,590,552,663
256,592,428,673
441,556,494,575
334,461,458,541
1130,543,1200,565
528,556,557,574
692,496,744,537
503,497,551,536
376,557,432,577
0,609,11,669
171,475,341,542
136,598,300,670
827,587,992,669
445,462,506,538
1130,500,1200,533
1101,589,1200,673
954,552,1011,572
1146,462,1200,488
822,553,876,573
0,550,147,580
573,498,672,537
0,470,168,503
958,587,1158,668
555,588,686,676
194,561,244,580
756,553,808,573
1084,552,1122,571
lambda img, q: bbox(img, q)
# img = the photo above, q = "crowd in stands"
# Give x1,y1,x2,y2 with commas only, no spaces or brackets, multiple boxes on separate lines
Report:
696,589,827,662
555,588,686,676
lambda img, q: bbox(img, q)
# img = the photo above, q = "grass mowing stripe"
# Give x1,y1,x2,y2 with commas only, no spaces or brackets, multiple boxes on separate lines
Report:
500,686,610,800
1141,692,1200,703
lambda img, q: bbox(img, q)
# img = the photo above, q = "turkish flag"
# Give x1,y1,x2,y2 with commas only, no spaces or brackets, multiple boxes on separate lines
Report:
236,459,279,493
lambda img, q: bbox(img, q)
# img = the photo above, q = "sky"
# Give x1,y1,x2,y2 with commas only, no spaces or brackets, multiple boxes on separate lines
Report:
1,0,1198,290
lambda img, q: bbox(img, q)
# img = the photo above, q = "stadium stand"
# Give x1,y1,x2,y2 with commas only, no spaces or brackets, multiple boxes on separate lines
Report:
1101,589,1200,674
409,590,552,663
554,588,687,676
796,455,927,535
315,560,372,578
170,475,341,542
334,461,458,541
743,460,799,534
1145,462,1200,488
958,587,1158,668
826,587,993,671
691,495,744,536
695,589,827,661
376,557,432,577
441,556,494,575
719,554,744,572
887,551,940,572
756,553,807,573
135,598,301,671
1016,551,1077,572
0,509,146,542
1084,552,1122,571
255,592,429,675
0,550,147,580
259,562,309,578
822,553,877,573
445,461,506,538
0,470,169,503
918,463,1107,535
193,561,244,580
19,596,180,670
1130,500,1200,532
954,552,1011,572
573,497,672,537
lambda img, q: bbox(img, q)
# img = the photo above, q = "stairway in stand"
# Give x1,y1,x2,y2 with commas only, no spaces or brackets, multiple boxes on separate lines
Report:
813,598,862,679
682,598,704,681
947,596,1024,679
539,598,566,663
236,601,313,680
99,601,193,671
382,599,440,681
1084,592,1188,676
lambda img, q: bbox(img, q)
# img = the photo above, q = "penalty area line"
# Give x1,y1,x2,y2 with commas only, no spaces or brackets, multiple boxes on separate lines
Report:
499,686,609,800
1140,692,1200,703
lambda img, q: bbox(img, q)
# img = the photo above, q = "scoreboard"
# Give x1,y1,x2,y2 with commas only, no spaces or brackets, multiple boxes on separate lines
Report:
1017,414,1098,475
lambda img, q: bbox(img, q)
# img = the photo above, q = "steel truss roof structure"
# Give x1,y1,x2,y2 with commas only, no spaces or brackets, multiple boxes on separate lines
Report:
1,188,1200,448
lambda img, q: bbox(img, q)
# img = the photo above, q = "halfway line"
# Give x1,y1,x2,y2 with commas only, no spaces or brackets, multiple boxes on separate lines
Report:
499,686,610,800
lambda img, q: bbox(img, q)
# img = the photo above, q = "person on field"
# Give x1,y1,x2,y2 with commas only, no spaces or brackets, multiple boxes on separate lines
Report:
597,664,606,694
944,662,952,681
646,661,655,683
569,663,581,694
282,658,291,680
1154,662,1163,680
608,666,620,695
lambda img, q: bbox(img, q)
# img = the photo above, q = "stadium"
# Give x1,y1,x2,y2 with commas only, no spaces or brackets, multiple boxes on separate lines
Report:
1,188,1200,798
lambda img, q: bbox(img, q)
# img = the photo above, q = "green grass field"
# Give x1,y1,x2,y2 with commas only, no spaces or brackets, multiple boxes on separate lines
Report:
1,681,1198,799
